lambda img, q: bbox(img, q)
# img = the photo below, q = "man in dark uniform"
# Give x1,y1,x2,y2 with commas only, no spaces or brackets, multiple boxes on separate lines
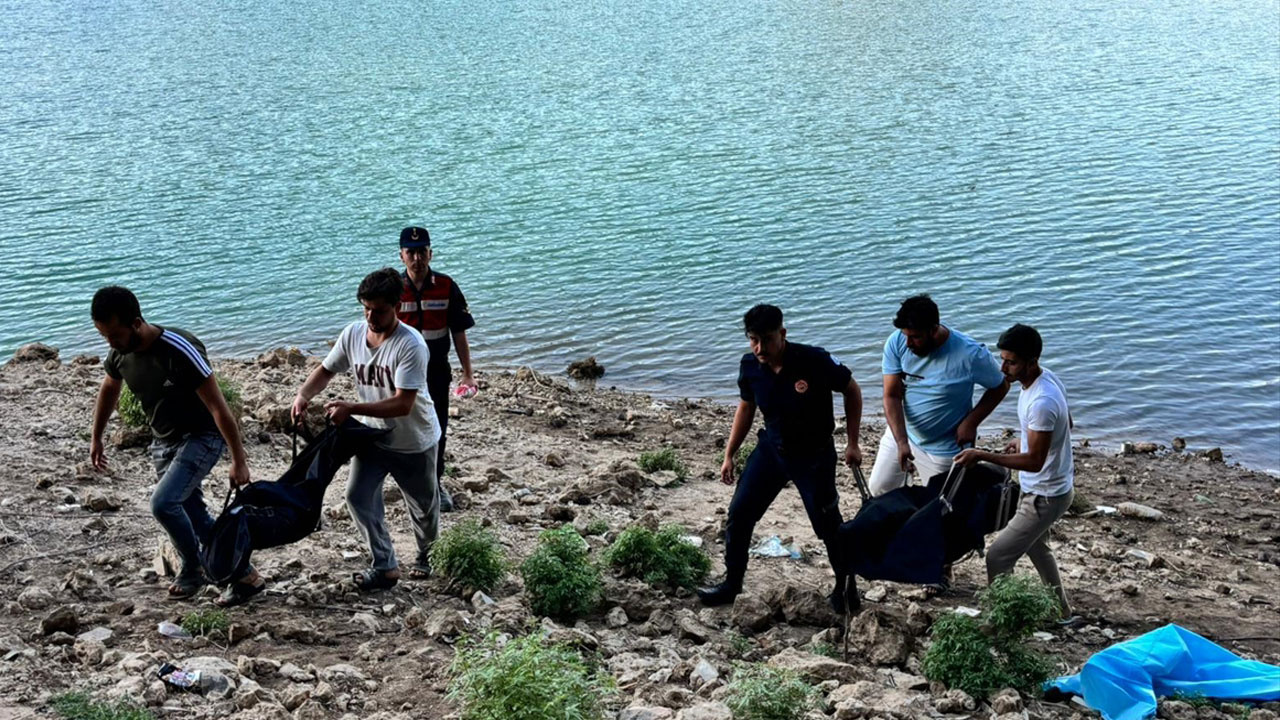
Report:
698,304,864,611
396,226,476,512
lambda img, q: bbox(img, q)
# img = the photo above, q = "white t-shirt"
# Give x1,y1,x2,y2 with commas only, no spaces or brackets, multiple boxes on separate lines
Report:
323,321,441,454
1017,368,1073,496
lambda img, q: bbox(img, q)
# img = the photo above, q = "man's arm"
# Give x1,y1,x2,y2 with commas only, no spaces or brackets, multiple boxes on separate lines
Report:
326,388,418,424
292,365,336,421
954,428,1051,472
841,377,863,467
452,329,475,387
883,373,914,472
955,379,1011,447
720,400,757,485
195,374,251,487
89,375,123,471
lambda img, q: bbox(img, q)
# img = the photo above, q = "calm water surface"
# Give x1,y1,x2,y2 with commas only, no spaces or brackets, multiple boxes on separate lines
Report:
1,0,1278,468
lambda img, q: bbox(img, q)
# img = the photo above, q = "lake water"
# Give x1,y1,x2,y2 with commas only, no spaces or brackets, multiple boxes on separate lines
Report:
1,0,1278,469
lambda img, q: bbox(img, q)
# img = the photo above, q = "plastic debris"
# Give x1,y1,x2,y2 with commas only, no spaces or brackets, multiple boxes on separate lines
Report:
157,662,201,691
157,621,192,639
750,535,802,559
952,606,982,617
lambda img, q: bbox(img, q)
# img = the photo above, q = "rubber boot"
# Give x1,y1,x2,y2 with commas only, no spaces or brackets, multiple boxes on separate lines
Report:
696,566,745,606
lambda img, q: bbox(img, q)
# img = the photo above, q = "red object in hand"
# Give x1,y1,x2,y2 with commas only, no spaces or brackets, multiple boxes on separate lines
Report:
454,384,478,399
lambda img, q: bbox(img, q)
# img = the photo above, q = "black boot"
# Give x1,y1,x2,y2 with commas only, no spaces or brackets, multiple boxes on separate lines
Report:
697,567,744,606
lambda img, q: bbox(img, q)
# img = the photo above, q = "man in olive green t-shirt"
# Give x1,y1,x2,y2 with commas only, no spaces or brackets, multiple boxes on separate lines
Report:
89,286,252,601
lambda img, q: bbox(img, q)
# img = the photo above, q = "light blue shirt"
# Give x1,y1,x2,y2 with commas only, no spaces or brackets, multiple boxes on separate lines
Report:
882,327,1005,456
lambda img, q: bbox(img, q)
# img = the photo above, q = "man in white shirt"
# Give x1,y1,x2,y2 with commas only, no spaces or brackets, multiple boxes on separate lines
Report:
292,268,442,591
954,324,1075,617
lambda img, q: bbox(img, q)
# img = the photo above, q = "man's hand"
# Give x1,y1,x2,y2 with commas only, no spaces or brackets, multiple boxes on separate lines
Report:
229,458,251,488
90,437,107,472
720,455,737,485
325,400,354,425
956,418,979,448
953,448,984,467
844,443,863,468
896,441,916,474
291,395,309,423
1002,439,1019,454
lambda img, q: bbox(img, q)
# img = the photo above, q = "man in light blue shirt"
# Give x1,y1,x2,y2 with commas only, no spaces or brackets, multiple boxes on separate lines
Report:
868,295,1010,496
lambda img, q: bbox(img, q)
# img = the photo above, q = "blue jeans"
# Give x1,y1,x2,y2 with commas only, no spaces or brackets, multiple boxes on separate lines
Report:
150,431,224,577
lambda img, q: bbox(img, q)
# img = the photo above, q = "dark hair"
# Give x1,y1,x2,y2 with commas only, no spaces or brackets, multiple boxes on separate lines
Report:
91,286,142,326
893,294,939,331
998,323,1043,361
357,268,404,306
743,304,784,336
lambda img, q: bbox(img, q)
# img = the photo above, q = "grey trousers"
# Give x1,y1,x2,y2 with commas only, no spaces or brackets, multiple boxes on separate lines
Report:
345,444,439,572
986,488,1074,616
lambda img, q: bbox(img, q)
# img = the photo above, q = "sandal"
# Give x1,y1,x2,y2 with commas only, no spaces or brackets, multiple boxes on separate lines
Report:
167,573,206,600
407,564,432,580
353,568,399,592
214,579,266,608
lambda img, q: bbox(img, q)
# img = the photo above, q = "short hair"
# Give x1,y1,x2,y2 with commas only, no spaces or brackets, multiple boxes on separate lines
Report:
357,268,404,306
91,286,142,326
893,294,939,331
998,323,1043,361
743,304,784,336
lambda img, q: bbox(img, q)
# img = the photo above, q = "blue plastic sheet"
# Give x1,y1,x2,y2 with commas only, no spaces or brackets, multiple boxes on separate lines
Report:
1047,624,1280,720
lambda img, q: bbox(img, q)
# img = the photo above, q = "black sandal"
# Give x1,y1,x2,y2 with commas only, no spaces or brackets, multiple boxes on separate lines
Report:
214,579,266,608
167,573,206,600
353,568,399,592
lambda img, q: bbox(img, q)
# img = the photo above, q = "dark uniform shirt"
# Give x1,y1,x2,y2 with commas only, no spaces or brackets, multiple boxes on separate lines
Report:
103,326,218,442
737,341,852,455
397,269,476,381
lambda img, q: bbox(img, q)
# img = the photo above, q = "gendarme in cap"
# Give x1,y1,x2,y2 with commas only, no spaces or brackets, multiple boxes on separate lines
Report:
399,226,431,249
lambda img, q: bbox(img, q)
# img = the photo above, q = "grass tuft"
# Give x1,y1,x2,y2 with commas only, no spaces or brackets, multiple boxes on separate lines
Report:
602,525,710,591
724,662,820,720
51,692,154,720
180,608,229,637
430,518,508,594
637,447,689,481
447,631,615,720
520,525,602,621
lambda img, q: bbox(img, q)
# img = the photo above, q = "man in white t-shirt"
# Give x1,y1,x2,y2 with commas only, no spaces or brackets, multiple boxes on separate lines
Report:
954,323,1075,617
291,268,442,592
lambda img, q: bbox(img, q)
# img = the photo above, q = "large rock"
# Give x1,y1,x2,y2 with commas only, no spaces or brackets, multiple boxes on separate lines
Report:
10,343,59,363
935,689,976,713
674,702,732,720
17,586,54,610
990,688,1023,714
620,708,676,720
731,594,774,633
829,680,933,719
767,647,864,683
82,491,122,513
764,584,841,626
40,606,79,635
256,347,307,368
846,610,912,666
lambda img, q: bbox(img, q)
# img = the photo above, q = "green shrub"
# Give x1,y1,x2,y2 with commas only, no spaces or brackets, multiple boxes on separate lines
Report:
638,447,688,481
724,662,820,720
581,518,609,536
922,575,1059,699
724,630,754,659
603,525,710,591
51,692,154,720
809,641,839,659
430,518,508,594
116,387,146,428
180,608,229,637
734,442,756,475
117,377,243,428
447,631,615,720
520,524,602,621
980,574,1060,643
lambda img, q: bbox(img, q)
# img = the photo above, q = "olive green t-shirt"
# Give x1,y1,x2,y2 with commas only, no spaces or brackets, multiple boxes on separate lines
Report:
103,326,218,442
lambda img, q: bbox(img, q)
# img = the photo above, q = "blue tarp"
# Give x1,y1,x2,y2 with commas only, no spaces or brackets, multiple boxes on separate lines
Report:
1047,624,1280,720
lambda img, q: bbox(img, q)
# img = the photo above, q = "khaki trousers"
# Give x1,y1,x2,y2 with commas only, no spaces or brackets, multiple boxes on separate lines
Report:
986,489,1074,616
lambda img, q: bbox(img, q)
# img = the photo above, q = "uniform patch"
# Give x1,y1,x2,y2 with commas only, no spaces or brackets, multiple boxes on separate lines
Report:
794,380,809,394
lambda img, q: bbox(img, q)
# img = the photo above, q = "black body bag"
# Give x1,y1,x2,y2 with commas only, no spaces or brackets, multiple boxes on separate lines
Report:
200,418,386,585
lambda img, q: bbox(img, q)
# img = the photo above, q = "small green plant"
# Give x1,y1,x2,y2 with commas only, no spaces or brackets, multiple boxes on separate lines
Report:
638,447,688,481
1169,691,1216,708
520,524,602,621
116,386,147,428
445,464,462,478
724,662,820,720
51,692,155,720
602,526,710,591
809,641,839,659
724,630,754,659
448,631,615,720
117,377,242,428
430,518,508,594
180,608,229,637
734,442,756,475
922,574,1060,699
581,518,609,536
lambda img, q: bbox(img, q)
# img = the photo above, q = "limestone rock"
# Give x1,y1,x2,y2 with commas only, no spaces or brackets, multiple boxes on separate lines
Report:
17,586,53,611
830,680,933,719
991,688,1023,714
767,647,864,684
82,491,122,513
40,606,79,635
674,702,732,720
620,708,676,720
847,610,912,666
731,594,774,633
935,688,976,713
607,606,630,628
11,343,59,363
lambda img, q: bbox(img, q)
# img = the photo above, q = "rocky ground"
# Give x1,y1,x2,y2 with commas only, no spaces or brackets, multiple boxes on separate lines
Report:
0,343,1277,720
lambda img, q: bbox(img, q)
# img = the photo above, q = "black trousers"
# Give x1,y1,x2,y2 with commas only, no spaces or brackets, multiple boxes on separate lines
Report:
427,369,450,482
724,437,844,574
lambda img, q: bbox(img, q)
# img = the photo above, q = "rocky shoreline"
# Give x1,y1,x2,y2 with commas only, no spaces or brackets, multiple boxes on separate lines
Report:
0,344,1277,720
